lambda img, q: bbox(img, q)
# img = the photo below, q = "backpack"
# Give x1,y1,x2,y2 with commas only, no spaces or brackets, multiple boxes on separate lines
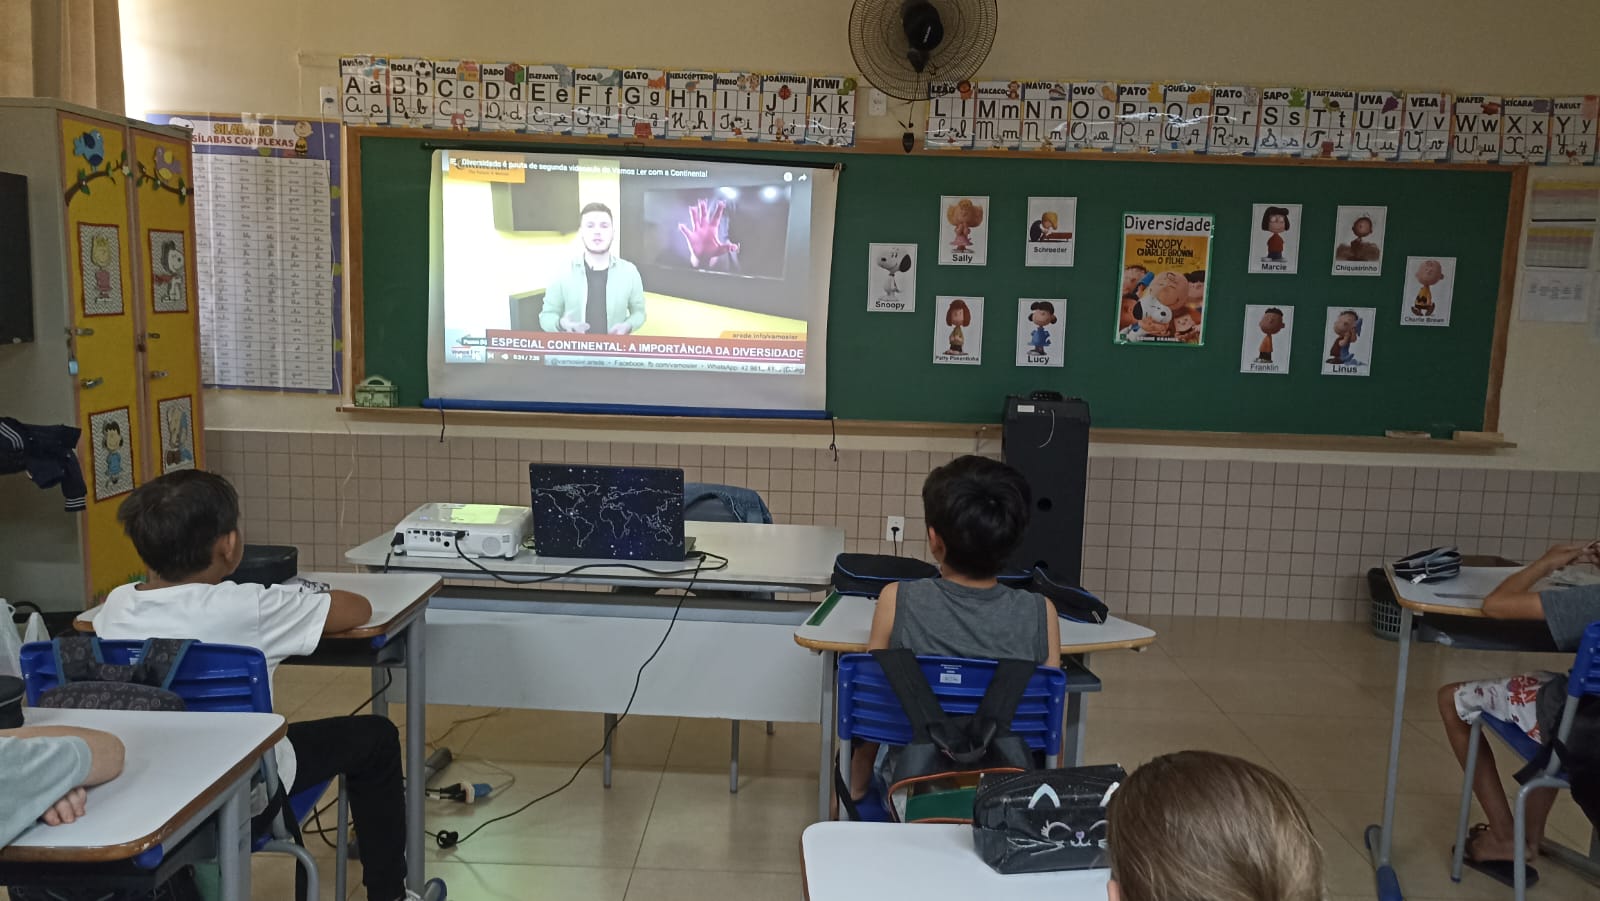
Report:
1520,676,1600,829
10,637,202,901
35,636,192,711
871,648,1038,823
831,554,939,598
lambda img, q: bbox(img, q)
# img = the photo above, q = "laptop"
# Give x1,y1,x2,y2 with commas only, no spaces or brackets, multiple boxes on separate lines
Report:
527,464,686,561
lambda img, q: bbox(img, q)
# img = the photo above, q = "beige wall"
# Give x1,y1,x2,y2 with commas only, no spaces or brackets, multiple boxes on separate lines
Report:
123,0,1600,471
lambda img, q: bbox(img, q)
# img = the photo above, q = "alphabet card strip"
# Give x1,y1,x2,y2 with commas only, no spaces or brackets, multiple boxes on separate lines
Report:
1020,81,1069,151
805,75,856,147
1303,89,1356,159
1159,83,1212,153
714,72,761,141
1500,97,1553,164
973,80,1022,150
622,68,668,139
571,67,622,137
1066,82,1118,151
1116,83,1162,153
1255,88,1307,156
1352,90,1403,160
759,74,808,143
1398,92,1452,161
1207,86,1260,156
926,81,976,149
1450,95,1504,162
666,71,716,140
1551,96,1600,165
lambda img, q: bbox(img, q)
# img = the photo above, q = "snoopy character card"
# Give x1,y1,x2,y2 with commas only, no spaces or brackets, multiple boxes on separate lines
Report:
867,243,917,312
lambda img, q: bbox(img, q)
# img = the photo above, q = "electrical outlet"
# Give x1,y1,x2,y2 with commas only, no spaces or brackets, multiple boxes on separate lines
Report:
885,515,906,542
869,88,888,117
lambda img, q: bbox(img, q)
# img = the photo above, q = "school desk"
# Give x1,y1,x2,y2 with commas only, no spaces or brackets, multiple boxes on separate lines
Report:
76,571,440,892
800,821,1110,901
1363,562,1600,901
0,708,285,901
347,519,845,791
793,592,1158,821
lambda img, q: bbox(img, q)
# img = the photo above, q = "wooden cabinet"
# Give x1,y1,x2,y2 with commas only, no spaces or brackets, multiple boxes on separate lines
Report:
0,99,203,609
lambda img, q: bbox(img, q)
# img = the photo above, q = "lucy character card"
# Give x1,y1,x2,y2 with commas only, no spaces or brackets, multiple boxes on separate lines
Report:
1016,299,1064,367
1025,197,1077,267
1241,304,1294,375
939,196,988,265
1248,203,1300,274
89,406,134,500
1400,256,1457,326
934,295,983,364
868,243,917,312
1331,206,1387,276
1115,213,1212,346
1321,306,1377,376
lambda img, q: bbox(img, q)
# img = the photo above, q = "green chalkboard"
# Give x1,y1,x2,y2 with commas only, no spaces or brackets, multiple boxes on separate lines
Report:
353,133,1514,436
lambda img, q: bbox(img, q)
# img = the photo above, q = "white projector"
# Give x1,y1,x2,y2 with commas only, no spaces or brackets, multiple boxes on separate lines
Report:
394,503,531,559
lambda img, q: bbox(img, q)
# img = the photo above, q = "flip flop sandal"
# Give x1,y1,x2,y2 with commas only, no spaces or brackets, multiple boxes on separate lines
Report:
1457,823,1540,888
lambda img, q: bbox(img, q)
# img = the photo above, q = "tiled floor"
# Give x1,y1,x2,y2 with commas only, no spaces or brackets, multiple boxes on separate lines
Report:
16,616,1600,900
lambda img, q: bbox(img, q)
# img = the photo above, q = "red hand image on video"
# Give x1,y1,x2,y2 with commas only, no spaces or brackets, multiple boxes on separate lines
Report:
678,198,740,269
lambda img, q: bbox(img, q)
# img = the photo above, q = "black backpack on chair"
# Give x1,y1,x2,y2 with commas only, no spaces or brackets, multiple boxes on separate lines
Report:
872,648,1038,823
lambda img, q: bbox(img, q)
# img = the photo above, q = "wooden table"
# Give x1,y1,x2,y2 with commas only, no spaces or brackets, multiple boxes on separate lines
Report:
0,708,285,901
793,592,1157,821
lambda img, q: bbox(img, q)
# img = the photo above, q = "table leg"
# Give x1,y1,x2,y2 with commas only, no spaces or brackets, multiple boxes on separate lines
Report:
371,665,390,720
730,720,741,794
217,774,251,901
1366,605,1413,901
1063,652,1090,767
816,650,836,823
603,713,617,789
405,618,427,891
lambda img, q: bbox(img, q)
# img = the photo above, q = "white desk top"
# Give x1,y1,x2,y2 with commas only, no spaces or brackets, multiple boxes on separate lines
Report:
1385,564,1522,617
793,592,1157,655
347,520,845,593
0,708,285,862
802,822,1109,900
76,571,441,642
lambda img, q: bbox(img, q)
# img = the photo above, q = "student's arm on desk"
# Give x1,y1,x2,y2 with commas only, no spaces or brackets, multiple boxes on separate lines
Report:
322,590,373,634
1484,542,1600,620
866,582,898,650
0,727,124,785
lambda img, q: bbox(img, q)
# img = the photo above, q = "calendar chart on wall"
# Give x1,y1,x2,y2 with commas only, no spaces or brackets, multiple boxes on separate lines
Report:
147,113,343,392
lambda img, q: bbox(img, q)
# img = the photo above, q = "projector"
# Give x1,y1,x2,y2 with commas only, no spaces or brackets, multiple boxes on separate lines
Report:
394,503,531,559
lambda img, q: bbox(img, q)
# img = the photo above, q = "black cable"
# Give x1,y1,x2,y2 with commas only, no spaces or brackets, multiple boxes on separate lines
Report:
447,539,728,585
298,668,400,844
348,670,394,717
428,551,709,850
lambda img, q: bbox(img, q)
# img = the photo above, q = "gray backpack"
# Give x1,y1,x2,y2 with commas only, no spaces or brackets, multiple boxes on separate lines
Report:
36,635,192,711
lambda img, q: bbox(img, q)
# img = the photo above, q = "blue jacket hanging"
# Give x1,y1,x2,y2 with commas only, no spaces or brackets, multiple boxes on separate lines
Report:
0,418,87,511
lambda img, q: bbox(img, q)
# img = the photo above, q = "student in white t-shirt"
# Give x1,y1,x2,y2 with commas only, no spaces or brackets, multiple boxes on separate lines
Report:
96,470,439,901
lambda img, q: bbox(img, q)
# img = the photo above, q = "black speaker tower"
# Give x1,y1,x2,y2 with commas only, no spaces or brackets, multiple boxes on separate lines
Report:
1002,395,1091,587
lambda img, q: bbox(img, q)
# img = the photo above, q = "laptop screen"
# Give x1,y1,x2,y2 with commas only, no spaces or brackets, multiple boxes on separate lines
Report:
527,464,686,561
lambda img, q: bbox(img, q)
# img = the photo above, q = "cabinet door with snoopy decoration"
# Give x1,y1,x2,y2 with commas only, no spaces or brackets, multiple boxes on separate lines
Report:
130,127,204,476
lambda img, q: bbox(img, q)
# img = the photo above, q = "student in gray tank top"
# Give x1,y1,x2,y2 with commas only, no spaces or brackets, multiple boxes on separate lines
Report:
846,455,1060,802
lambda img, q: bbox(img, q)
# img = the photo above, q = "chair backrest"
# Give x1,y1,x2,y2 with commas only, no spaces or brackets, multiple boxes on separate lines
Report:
684,482,773,525
20,640,274,713
837,653,1068,756
1568,622,1600,700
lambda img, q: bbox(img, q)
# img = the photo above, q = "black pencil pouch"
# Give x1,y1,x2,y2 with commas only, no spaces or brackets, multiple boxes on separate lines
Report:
831,554,940,598
972,765,1126,874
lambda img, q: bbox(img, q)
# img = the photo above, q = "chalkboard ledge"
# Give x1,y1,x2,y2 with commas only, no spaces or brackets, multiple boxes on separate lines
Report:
335,406,1516,454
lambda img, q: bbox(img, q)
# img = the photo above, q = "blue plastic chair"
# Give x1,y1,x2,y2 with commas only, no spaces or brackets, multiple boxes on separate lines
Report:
1450,621,1600,900
20,640,347,901
836,653,1092,820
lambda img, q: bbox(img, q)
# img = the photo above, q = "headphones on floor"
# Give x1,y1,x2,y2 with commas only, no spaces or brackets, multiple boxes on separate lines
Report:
1394,546,1463,584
